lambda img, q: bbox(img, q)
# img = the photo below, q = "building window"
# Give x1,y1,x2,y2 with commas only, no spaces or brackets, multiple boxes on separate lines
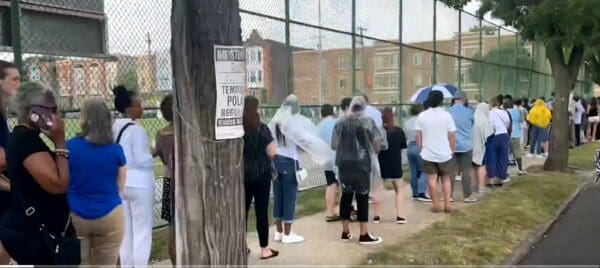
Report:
375,75,385,88
413,53,423,66
391,54,399,67
249,71,256,83
257,70,262,82
74,65,85,95
90,64,101,95
414,73,422,87
338,57,348,70
338,79,346,88
460,72,467,84
391,73,398,88
430,54,434,65
375,56,384,68
257,51,262,63
29,65,40,81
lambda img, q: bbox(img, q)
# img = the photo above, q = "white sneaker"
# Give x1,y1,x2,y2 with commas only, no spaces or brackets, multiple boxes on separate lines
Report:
519,170,528,175
282,232,304,244
464,195,477,203
526,153,534,158
273,231,282,242
535,154,545,159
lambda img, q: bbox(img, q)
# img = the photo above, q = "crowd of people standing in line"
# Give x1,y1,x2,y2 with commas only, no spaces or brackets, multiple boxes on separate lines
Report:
243,88,565,257
0,54,590,265
0,58,177,267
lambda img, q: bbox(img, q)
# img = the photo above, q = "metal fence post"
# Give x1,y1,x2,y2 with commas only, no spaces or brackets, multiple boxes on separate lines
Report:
285,0,293,95
514,34,519,97
457,11,462,90
497,26,501,96
478,17,483,101
398,0,403,105
351,0,356,96
432,0,437,84
528,42,535,99
10,0,23,76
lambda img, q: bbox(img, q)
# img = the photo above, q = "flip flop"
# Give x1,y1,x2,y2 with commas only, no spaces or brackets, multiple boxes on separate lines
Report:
260,249,279,260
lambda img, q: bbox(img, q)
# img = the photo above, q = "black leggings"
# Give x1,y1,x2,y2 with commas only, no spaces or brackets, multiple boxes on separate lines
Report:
245,176,272,248
340,192,369,222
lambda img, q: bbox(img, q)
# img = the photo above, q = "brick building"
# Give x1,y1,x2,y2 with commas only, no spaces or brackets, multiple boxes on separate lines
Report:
244,30,307,105
293,47,374,105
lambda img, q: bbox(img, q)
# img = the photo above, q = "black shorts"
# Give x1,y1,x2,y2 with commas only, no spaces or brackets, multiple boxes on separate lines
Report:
324,170,338,186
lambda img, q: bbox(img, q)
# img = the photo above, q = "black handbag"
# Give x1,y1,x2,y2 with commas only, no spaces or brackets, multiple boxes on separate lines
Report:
20,195,81,265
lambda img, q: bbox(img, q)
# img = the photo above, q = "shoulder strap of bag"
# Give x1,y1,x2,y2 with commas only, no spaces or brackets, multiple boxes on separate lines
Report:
15,189,70,235
116,122,135,144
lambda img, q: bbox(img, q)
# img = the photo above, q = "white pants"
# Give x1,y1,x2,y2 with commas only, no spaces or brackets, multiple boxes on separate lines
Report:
120,186,155,268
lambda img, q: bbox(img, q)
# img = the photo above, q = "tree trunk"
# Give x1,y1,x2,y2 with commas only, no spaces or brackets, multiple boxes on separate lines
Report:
543,41,585,171
171,0,246,266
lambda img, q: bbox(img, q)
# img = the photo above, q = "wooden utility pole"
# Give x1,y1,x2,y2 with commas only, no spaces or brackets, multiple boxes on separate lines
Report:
171,0,246,265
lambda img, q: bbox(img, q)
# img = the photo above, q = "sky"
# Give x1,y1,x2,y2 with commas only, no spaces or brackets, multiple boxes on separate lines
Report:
102,0,510,55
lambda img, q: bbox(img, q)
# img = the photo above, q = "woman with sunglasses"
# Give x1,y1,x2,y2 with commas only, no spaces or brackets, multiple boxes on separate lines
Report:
111,85,154,267
0,82,73,264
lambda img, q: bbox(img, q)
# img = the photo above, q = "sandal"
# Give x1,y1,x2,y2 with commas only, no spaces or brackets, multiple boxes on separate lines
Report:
260,249,279,260
430,206,443,213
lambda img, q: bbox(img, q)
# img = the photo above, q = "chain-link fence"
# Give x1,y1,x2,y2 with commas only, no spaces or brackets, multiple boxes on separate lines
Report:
3,0,595,229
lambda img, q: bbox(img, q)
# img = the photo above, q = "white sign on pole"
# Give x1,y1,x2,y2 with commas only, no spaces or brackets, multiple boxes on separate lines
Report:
214,45,245,140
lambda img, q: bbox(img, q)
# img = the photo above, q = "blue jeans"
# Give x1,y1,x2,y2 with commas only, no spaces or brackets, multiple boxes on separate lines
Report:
407,142,428,197
272,155,298,223
529,126,545,155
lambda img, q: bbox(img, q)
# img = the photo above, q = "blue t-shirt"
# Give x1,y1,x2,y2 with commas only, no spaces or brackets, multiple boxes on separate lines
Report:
508,108,522,138
318,117,337,171
67,137,126,219
448,104,474,153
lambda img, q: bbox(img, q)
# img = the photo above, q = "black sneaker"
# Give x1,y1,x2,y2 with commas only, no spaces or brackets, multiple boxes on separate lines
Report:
416,194,432,202
359,233,382,245
396,217,407,224
373,216,381,223
341,231,352,242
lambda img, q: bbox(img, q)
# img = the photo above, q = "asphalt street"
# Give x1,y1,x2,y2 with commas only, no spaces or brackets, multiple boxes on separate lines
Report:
519,183,600,265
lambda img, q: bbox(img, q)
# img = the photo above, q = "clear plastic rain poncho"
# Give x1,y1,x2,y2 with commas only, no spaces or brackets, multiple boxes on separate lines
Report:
268,95,331,166
332,96,384,194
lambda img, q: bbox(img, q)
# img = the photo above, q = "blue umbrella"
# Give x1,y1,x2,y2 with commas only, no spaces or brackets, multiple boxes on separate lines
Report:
409,84,459,104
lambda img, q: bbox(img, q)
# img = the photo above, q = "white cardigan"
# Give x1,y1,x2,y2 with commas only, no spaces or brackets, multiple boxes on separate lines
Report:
112,118,155,189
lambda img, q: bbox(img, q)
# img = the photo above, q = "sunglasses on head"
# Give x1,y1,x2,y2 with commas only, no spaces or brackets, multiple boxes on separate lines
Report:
31,104,58,113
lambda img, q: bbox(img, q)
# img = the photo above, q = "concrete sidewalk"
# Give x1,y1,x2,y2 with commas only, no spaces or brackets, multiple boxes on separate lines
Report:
155,157,543,267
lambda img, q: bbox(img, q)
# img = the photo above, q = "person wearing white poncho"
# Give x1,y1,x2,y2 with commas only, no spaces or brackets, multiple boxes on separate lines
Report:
269,95,330,244
332,96,383,245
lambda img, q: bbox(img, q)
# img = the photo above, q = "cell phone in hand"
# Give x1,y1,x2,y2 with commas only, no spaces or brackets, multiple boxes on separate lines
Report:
29,106,54,131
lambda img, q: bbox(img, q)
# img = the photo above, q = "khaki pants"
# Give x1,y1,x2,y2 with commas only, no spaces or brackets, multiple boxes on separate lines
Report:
71,205,125,266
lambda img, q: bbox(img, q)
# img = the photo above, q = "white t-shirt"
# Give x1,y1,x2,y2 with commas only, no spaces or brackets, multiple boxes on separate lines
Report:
574,101,584,124
415,107,457,163
490,108,510,135
364,105,383,128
